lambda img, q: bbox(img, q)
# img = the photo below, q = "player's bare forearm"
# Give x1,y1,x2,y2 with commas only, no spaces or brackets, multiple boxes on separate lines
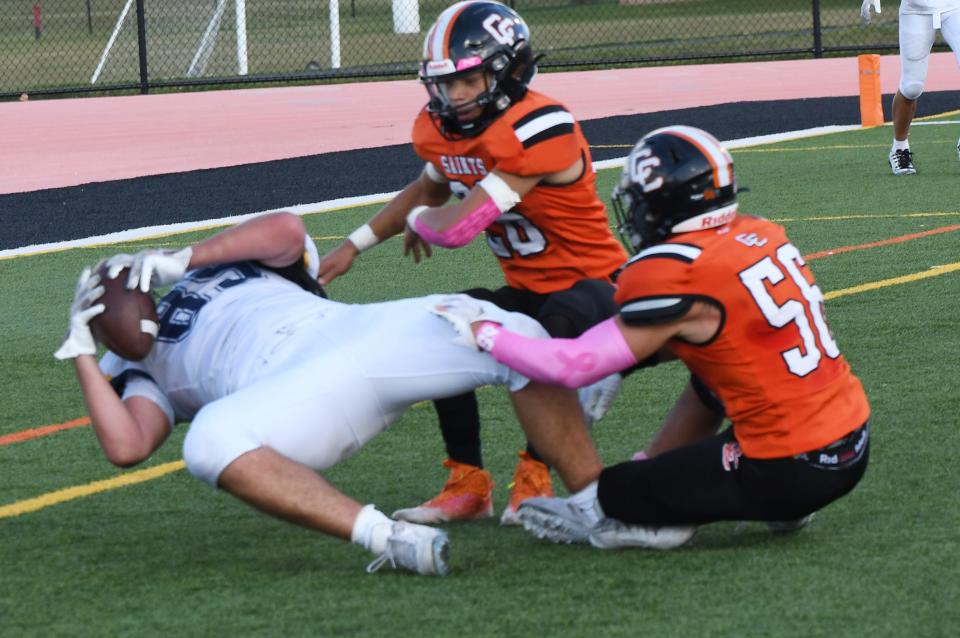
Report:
417,170,539,235
191,212,308,270
369,174,451,240
74,356,169,467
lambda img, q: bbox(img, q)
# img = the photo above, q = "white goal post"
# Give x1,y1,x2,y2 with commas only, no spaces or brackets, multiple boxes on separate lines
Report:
91,0,250,84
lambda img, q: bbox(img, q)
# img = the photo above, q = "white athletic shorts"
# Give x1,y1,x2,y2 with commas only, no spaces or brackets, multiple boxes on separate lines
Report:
181,295,541,486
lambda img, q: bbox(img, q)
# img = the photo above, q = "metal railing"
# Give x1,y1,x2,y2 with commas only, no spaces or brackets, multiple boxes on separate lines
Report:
1,1,909,99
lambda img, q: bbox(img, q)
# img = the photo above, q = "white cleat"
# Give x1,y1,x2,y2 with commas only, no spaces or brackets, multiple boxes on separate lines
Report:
766,513,815,534
588,518,696,550
499,506,522,527
889,148,916,175
517,496,600,544
956,135,960,161
366,521,450,576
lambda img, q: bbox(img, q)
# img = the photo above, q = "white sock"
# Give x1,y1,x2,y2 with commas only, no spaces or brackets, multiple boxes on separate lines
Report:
892,138,910,151
568,480,603,523
350,504,394,554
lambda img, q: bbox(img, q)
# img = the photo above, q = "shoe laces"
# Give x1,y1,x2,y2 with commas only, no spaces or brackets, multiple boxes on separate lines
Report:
892,148,913,169
366,547,398,573
508,452,552,501
365,523,431,574
429,459,492,504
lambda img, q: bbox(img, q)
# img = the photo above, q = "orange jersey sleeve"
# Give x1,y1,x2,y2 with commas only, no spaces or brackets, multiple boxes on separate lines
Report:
615,216,870,458
411,92,627,293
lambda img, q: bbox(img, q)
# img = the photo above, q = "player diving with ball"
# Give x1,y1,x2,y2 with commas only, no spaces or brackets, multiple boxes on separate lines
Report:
54,212,602,575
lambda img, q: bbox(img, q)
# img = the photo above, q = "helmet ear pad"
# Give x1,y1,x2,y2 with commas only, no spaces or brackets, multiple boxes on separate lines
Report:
499,45,537,104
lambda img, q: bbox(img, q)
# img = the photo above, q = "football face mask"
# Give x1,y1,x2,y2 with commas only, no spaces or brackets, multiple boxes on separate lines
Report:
423,69,498,131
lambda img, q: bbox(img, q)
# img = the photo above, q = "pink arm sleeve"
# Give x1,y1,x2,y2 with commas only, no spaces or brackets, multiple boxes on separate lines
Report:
413,198,502,248
481,318,639,389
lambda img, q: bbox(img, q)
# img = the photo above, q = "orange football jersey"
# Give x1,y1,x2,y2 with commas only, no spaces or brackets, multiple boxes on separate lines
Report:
614,215,870,458
412,90,627,293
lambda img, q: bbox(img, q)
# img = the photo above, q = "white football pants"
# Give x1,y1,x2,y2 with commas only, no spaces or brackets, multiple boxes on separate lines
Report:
182,295,539,486
899,8,960,99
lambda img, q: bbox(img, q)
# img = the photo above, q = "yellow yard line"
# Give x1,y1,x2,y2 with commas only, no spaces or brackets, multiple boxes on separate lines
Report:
772,211,960,222
735,144,889,153
0,461,185,519
824,262,960,300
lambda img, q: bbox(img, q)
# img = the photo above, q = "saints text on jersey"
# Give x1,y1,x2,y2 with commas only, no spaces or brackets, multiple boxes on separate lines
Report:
440,155,489,177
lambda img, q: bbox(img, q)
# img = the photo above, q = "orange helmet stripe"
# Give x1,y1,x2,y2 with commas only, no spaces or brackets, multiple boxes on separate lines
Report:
648,125,733,189
428,1,477,61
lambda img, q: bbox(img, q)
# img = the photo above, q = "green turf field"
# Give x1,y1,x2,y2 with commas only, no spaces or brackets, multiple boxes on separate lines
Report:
1,115,959,636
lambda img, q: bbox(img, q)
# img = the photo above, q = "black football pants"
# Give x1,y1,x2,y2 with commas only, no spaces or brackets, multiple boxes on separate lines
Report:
598,422,870,526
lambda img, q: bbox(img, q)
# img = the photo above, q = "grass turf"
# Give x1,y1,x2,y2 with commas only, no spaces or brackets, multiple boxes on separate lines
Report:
0,115,958,636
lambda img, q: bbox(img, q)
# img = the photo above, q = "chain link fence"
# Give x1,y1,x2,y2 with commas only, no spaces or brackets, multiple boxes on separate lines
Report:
0,1,913,99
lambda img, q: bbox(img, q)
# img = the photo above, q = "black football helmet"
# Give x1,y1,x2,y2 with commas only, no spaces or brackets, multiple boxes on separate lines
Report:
419,1,537,139
612,125,738,253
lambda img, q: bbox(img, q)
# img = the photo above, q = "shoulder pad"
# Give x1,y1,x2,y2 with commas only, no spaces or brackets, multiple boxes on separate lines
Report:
619,296,694,325
511,104,575,149
626,243,703,266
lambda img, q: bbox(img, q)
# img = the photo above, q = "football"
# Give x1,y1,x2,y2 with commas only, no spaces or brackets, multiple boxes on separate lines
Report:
89,264,159,361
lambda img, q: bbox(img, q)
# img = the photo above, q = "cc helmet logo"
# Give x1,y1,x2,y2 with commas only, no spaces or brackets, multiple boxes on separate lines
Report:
482,14,516,46
630,146,663,193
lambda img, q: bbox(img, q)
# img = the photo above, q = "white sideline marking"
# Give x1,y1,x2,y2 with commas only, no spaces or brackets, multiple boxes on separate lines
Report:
0,193,397,260
595,125,862,171
0,124,864,260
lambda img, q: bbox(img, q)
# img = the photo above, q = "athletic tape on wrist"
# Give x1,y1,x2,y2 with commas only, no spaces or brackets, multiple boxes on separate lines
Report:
424,162,449,184
477,173,521,213
347,224,378,252
406,205,429,231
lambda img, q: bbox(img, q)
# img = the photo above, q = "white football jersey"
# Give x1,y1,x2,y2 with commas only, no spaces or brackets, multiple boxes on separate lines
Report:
100,262,535,425
901,0,960,14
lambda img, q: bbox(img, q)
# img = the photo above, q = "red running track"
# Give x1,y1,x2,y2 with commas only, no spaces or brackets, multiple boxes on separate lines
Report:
0,53,955,195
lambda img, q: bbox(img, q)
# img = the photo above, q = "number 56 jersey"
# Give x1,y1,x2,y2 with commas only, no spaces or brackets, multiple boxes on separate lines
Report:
412,90,627,293
614,215,870,459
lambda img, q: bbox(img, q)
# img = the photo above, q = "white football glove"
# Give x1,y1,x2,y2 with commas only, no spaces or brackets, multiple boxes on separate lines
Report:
109,247,193,293
54,266,106,360
429,295,498,350
103,253,134,279
860,0,881,24
577,372,623,427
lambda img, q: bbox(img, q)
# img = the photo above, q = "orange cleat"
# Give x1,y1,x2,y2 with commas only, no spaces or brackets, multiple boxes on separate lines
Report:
392,459,494,523
500,451,553,526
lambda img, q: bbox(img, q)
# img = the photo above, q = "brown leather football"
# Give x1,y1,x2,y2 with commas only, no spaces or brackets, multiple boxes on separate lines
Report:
89,264,159,361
